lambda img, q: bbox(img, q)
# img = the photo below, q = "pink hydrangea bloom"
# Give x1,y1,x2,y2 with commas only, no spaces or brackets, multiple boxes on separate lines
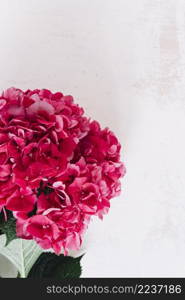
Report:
0,87,126,254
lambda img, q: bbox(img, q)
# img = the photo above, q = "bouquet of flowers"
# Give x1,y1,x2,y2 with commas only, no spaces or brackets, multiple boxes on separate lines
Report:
0,87,125,278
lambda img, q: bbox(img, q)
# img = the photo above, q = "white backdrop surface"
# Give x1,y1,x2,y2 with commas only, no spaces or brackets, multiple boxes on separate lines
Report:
0,0,185,277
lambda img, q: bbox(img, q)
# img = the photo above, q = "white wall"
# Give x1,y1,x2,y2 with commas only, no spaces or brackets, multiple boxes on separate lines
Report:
0,0,185,277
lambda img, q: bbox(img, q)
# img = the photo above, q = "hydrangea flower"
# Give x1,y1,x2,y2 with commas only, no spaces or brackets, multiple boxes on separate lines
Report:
0,87,126,254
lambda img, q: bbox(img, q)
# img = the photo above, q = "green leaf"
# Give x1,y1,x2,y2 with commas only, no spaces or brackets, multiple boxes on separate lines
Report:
28,252,83,278
0,235,42,278
0,211,17,245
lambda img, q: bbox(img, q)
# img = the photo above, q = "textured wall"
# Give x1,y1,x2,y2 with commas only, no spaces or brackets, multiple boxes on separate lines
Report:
0,0,185,277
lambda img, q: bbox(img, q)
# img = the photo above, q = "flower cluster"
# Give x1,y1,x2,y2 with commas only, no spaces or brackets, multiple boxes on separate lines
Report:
0,88,125,254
